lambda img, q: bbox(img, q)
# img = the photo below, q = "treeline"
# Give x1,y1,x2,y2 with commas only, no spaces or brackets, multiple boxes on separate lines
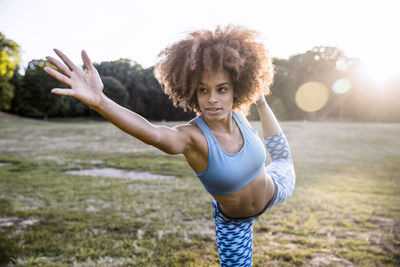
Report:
8,59,195,121
1,32,399,122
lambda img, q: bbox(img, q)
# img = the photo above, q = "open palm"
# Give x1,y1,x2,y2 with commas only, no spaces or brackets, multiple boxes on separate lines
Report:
44,49,104,109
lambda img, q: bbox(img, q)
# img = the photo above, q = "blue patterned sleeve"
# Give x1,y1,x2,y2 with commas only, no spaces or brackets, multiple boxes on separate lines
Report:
264,132,296,207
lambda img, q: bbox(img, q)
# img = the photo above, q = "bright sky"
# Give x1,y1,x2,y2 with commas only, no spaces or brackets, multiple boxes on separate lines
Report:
1,0,399,83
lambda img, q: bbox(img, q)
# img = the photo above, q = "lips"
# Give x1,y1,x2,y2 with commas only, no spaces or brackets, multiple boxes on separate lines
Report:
205,107,222,114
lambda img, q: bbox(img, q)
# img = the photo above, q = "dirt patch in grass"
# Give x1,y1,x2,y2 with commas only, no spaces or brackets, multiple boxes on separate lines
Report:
308,254,354,266
72,256,132,267
65,168,177,180
0,217,40,228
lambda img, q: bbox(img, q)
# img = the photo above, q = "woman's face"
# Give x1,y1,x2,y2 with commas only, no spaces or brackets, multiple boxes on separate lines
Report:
196,68,234,121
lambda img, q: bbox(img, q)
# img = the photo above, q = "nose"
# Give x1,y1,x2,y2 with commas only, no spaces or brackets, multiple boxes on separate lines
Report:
208,90,218,103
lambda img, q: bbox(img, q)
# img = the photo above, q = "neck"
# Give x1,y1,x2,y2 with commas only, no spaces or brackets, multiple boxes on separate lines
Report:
202,111,235,133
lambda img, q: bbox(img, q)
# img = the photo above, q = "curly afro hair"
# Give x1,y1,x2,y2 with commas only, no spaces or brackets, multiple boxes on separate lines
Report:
154,24,274,114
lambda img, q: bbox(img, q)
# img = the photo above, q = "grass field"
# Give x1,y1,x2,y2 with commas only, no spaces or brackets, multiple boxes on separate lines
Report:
1,112,399,266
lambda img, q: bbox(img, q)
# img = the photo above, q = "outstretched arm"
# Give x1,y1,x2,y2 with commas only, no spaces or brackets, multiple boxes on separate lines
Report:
255,95,282,138
44,49,191,155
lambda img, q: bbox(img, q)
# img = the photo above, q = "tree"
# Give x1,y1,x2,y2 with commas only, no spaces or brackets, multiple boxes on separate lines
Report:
95,58,143,87
0,32,20,110
102,76,129,107
13,59,70,119
269,58,299,120
140,66,195,121
94,60,194,120
94,59,146,112
276,46,356,120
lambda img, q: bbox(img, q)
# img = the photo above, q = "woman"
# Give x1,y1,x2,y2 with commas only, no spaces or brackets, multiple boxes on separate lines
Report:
44,25,295,266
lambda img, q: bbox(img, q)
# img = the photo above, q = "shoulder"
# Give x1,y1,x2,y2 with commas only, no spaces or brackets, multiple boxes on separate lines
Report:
172,120,208,161
172,120,206,147
172,121,208,173
173,120,202,136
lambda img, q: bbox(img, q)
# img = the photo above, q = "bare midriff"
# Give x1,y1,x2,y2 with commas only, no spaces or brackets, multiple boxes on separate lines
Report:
212,169,275,218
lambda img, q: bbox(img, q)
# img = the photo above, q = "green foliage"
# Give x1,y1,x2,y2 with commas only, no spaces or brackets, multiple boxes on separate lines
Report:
102,76,129,107
95,60,194,120
13,59,71,119
95,59,143,88
0,32,20,81
0,32,20,111
0,80,14,110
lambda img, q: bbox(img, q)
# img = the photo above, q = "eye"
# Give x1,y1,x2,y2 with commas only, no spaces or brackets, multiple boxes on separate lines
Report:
198,87,208,94
218,87,227,93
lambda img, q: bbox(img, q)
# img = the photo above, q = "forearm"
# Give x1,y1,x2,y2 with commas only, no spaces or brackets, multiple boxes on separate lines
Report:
256,97,282,138
93,93,159,145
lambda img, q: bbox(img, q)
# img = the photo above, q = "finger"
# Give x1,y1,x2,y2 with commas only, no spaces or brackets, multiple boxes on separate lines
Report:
54,49,77,71
46,56,72,77
51,88,75,97
44,66,71,86
81,50,94,72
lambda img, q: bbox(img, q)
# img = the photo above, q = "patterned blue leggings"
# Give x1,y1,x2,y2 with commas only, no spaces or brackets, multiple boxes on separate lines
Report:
212,132,295,266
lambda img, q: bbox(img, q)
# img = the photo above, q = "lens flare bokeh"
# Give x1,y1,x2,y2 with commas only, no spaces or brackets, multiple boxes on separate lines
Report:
295,81,329,112
332,78,352,94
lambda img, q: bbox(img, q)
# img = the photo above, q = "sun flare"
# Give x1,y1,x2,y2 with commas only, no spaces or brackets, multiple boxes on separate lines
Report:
360,57,399,87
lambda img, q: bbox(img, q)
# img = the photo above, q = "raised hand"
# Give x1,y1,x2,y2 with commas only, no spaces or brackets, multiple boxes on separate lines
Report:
44,49,104,109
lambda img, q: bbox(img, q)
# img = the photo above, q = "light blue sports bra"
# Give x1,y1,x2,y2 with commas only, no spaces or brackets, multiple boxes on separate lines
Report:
192,112,266,196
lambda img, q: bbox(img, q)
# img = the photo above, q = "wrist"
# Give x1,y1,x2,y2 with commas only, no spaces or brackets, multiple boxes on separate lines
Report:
256,95,266,106
90,93,107,111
